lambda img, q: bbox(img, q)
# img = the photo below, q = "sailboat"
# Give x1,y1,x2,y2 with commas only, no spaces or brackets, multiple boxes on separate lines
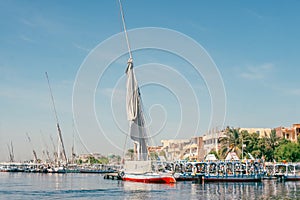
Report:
45,72,67,173
118,0,175,184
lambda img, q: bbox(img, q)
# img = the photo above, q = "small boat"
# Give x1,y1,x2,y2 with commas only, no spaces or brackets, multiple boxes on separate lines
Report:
203,160,263,182
122,172,176,184
47,166,66,173
174,160,263,182
121,160,175,184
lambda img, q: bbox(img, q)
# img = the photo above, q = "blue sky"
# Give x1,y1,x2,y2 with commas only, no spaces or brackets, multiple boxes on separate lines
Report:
0,1,299,161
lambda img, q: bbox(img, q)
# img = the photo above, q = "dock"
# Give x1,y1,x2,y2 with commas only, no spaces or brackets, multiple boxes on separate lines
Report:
103,172,122,180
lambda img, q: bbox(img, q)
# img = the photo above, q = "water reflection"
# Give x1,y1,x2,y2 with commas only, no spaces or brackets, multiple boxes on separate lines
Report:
1,173,300,199
263,181,300,199
190,181,300,200
121,180,176,200
120,180,300,199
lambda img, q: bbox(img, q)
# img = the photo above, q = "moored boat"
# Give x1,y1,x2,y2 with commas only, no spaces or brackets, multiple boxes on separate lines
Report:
274,163,300,181
121,160,175,184
203,174,263,182
122,172,176,184
174,160,264,182
118,0,175,184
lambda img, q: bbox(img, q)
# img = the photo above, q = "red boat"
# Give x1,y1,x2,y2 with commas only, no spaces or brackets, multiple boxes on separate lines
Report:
122,172,176,184
118,0,176,185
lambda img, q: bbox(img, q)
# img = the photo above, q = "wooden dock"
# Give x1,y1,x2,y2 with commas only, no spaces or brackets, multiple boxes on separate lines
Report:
103,172,122,180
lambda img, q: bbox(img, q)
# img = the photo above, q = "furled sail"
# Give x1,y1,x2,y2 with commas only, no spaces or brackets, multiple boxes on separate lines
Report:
126,58,148,161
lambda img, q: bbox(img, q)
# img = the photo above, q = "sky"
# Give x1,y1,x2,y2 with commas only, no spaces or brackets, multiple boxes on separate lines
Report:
0,0,299,162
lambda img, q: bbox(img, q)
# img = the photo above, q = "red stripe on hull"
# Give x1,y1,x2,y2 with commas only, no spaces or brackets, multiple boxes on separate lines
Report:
123,177,176,184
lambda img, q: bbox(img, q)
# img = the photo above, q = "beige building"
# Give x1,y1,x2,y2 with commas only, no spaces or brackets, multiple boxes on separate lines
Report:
202,127,271,158
201,128,226,158
161,137,201,161
275,124,300,142
240,128,272,137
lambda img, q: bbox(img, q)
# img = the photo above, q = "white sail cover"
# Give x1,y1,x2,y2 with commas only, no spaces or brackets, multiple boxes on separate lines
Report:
124,160,152,174
126,58,138,121
126,59,148,161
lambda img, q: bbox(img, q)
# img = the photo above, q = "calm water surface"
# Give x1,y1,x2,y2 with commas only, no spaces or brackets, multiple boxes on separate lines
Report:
0,173,300,199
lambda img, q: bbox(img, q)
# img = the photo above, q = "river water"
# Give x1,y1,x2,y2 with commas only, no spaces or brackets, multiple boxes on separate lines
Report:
0,173,299,199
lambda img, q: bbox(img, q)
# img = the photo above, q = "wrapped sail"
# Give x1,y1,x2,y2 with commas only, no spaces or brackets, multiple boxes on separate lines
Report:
126,59,148,160
126,58,138,121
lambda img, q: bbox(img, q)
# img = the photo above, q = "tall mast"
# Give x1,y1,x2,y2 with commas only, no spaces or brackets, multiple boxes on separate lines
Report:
26,132,38,163
40,131,52,163
119,0,133,161
45,72,67,164
50,135,58,163
71,127,75,164
7,141,14,162
118,0,132,59
119,0,148,161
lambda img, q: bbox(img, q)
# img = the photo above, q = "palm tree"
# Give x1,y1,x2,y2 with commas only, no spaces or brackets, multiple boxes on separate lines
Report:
126,149,134,160
245,131,261,159
264,129,280,161
218,127,242,159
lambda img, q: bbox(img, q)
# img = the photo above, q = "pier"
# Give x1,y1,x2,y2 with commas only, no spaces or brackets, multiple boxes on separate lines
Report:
103,172,122,180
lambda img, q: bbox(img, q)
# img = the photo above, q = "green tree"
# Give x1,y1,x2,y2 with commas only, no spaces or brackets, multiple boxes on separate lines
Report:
274,141,300,162
126,149,134,160
88,156,99,164
263,129,280,161
246,131,262,159
98,156,109,164
159,150,166,158
149,152,158,160
218,127,242,159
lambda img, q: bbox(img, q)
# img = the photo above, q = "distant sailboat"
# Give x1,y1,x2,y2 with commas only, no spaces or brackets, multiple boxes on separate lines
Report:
118,0,175,184
45,72,67,173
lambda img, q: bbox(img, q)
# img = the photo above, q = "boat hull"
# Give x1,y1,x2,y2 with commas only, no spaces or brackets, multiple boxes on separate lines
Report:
122,173,176,184
284,176,300,181
204,174,262,182
174,173,200,181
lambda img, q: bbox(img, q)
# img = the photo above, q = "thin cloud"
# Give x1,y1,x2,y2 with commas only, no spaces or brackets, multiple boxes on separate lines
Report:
19,35,35,43
20,16,65,35
20,18,36,27
73,42,91,52
246,9,264,20
287,89,300,96
239,63,274,80
188,21,208,32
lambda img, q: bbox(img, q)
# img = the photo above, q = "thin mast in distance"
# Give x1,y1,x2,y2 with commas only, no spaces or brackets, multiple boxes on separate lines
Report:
45,72,68,164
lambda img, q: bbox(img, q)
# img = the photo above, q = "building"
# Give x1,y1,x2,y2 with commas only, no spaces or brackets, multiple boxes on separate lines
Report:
239,128,272,138
275,124,300,142
161,137,201,161
202,128,226,158
202,127,271,157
